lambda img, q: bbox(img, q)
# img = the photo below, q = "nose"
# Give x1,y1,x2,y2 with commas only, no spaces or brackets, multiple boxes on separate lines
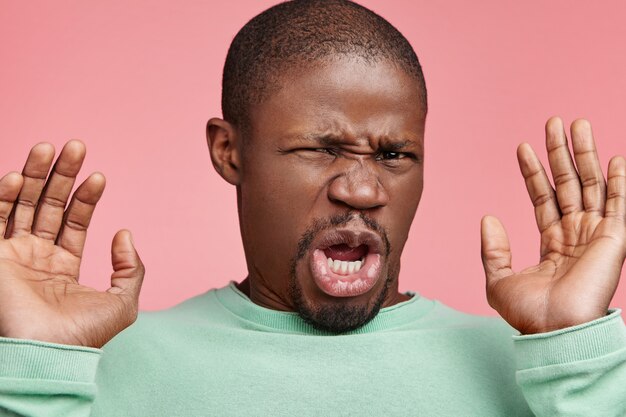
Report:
327,161,390,210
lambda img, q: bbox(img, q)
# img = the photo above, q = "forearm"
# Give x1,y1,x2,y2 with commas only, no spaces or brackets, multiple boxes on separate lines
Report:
515,309,626,416
0,337,101,417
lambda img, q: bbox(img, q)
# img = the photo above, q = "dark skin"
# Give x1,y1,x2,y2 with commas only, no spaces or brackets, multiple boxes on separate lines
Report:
0,142,143,347
207,59,424,320
0,57,623,346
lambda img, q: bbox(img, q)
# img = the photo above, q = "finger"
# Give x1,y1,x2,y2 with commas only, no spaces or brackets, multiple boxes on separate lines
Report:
605,156,625,220
0,172,24,238
7,143,55,237
570,119,606,214
545,117,584,215
32,140,86,241
107,230,145,306
517,143,561,232
56,172,106,259
481,215,514,286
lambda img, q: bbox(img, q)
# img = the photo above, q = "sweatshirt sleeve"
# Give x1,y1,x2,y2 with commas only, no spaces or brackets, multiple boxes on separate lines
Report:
514,309,626,417
0,337,101,417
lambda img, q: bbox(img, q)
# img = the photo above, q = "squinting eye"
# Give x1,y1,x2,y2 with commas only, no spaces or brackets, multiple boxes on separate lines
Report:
377,151,405,160
293,148,337,159
312,148,336,155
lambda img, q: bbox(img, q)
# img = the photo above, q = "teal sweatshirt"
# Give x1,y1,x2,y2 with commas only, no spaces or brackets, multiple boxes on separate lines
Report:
0,281,625,416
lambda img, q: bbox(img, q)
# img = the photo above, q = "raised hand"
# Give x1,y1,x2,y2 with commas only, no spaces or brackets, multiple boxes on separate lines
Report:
0,141,144,348
481,117,626,334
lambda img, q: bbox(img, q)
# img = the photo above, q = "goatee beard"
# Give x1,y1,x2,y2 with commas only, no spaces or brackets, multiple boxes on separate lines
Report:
288,211,394,334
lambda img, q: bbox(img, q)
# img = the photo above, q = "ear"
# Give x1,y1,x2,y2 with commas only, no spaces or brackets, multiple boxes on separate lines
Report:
206,118,242,185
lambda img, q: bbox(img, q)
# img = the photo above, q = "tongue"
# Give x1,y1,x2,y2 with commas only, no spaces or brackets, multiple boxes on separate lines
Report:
323,244,368,262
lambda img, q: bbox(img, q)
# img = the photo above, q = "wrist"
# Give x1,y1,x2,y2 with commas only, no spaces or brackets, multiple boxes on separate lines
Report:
513,309,625,370
521,308,610,335
0,336,101,382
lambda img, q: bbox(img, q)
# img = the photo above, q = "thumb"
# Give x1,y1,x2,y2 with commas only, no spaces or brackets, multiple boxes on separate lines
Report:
480,215,513,285
107,229,145,303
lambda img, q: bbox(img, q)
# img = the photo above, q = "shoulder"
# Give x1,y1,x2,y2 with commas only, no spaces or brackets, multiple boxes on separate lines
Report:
414,298,514,331
431,301,515,332
428,301,519,358
101,284,234,354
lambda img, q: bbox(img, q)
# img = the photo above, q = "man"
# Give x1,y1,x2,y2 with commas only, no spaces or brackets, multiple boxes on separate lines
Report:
0,0,624,415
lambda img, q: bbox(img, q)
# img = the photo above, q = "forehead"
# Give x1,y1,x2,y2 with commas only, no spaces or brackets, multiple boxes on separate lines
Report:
247,57,426,145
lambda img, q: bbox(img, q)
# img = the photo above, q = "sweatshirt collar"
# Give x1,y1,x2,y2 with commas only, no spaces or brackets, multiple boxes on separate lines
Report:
214,281,434,335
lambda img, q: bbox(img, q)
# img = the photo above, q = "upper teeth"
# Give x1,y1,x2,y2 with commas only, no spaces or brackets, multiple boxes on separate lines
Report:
327,257,363,275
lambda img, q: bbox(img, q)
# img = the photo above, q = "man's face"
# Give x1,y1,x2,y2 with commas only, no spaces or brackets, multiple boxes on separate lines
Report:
237,58,426,332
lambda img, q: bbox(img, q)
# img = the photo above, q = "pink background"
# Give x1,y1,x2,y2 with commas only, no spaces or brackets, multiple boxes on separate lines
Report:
1,1,624,315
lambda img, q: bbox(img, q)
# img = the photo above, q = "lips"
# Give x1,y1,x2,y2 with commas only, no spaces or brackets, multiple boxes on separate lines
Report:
309,228,384,297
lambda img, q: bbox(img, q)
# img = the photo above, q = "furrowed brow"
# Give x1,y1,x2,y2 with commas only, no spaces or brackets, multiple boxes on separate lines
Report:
317,135,346,147
381,140,413,151
307,136,415,149
286,133,419,151
286,133,345,146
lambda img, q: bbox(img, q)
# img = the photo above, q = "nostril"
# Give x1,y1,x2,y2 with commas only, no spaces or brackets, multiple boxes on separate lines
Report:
327,172,388,209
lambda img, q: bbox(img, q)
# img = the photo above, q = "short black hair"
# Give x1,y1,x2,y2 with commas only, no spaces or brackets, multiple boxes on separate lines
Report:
221,0,427,134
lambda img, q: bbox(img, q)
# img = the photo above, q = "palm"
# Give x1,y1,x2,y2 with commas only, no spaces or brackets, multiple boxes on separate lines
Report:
1,236,108,347
482,118,626,334
0,141,144,347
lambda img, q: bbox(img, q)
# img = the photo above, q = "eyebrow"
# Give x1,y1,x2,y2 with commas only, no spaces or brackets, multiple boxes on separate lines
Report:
292,134,416,151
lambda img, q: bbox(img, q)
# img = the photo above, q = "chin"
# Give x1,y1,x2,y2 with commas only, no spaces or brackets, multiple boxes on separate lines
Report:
285,212,397,333
288,260,394,334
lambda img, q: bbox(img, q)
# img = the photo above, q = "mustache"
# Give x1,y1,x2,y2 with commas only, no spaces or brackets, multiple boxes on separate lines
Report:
293,211,391,262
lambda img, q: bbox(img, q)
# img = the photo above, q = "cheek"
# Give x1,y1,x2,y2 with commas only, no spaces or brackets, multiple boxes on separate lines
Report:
244,159,323,220
239,158,325,269
384,172,423,252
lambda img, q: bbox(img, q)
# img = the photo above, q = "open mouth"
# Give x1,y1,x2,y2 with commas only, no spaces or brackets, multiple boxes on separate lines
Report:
309,228,384,297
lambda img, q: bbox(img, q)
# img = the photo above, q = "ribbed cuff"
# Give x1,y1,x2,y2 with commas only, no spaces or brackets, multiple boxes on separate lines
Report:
0,337,101,383
513,309,626,370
